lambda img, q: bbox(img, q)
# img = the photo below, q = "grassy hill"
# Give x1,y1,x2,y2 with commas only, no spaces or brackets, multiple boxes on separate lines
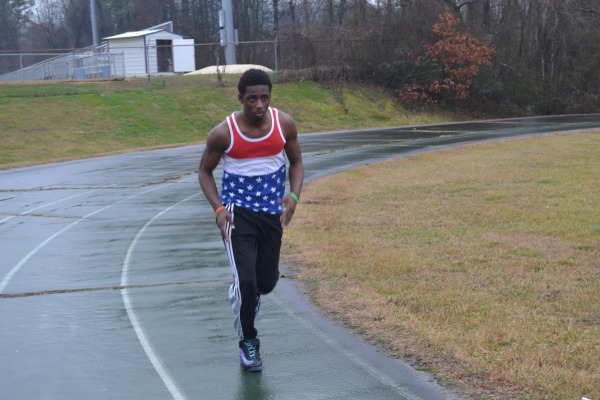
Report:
0,74,456,169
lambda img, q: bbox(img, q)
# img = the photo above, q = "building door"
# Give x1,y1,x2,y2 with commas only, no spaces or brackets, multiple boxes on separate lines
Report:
157,40,173,72
173,39,195,72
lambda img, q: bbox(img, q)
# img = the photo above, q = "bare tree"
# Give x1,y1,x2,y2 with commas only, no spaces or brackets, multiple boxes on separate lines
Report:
30,0,66,49
0,0,34,50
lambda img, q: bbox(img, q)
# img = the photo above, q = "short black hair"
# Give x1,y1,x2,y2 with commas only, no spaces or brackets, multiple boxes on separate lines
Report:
238,68,272,96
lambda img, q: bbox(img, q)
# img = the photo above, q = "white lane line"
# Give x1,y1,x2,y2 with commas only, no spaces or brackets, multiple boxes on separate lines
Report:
0,189,102,224
0,184,174,294
121,192,200,400
271,293,424,400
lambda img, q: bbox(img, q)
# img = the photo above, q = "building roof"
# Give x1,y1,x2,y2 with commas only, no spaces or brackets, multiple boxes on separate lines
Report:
104,29,164,40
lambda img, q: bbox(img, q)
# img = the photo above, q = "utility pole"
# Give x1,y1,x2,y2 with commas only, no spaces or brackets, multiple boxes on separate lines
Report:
220,0,237,65
90,0,99,47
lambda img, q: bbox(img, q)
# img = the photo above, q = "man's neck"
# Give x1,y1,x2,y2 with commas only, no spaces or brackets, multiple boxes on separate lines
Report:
237,109,271,137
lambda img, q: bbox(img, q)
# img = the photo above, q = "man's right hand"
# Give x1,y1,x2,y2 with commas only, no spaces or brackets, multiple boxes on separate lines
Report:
216,208,234,242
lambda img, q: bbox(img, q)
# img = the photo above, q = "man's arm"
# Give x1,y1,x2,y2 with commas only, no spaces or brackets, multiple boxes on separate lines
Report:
198,122,234,241
280,112,304,227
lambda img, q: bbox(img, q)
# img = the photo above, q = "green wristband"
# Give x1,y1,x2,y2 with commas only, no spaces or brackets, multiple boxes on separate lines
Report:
289,192,299,204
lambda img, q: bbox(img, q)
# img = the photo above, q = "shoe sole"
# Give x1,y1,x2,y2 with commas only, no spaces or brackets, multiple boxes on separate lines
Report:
241,364,262,372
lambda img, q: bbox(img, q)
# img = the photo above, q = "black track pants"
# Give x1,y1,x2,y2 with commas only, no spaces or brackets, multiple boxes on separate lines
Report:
224,205,282,340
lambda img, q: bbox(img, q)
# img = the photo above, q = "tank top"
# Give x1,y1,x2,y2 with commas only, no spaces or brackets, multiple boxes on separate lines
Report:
220,107,287,214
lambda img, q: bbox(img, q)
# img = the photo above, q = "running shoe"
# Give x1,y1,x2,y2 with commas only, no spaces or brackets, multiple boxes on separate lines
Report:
239,338,262,372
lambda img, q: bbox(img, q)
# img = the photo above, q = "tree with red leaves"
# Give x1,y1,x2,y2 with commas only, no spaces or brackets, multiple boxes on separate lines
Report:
401,11,495,104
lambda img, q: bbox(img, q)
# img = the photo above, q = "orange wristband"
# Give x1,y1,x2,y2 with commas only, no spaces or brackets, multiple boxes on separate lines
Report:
214,205,226,215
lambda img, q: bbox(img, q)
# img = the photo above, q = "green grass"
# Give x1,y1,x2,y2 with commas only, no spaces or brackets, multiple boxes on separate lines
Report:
0,75,454,169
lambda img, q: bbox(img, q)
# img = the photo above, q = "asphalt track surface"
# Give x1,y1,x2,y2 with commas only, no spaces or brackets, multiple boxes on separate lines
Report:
1,114,599,400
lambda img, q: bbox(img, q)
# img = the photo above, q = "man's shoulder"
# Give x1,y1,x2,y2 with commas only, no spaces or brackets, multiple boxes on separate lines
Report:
211,118,231,135
273,108,297,133
273,108,292,120
206,119,231,149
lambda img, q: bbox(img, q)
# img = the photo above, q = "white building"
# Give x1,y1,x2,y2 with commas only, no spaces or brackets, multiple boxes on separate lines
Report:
105,22,195,77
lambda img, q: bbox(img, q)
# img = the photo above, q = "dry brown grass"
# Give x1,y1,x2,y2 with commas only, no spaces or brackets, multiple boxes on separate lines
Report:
283,131,600,400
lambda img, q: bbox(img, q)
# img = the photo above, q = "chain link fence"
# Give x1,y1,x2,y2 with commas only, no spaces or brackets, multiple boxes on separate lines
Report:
0,44,126,82
0,35,389,100
1,34,381,82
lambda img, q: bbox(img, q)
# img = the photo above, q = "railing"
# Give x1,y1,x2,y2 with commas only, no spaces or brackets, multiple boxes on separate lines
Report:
0,44,124,82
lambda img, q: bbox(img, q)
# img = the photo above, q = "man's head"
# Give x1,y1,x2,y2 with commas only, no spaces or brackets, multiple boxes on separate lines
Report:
237,69,272,96
238,69,272,122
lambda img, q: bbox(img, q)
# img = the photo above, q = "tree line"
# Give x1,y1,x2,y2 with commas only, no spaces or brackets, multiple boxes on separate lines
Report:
2,0,600,115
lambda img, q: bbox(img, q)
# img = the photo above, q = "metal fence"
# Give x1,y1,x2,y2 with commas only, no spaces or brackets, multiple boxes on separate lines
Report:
0,43,129,82
0,42,230,83
0,36,360,83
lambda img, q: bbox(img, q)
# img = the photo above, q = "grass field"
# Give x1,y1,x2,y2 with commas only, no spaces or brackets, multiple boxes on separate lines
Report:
2,76,598,399
283,131,600,400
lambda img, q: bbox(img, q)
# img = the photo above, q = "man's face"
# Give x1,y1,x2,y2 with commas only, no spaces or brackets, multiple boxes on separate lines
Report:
239,85,271,122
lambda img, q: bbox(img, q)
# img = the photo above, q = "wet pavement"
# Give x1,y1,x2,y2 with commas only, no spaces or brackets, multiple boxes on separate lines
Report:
1,114,599,399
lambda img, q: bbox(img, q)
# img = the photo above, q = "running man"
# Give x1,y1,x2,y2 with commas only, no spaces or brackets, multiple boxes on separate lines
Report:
198,68,304,372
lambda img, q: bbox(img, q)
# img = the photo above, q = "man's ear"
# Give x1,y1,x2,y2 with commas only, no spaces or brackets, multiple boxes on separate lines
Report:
238,93,243,102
